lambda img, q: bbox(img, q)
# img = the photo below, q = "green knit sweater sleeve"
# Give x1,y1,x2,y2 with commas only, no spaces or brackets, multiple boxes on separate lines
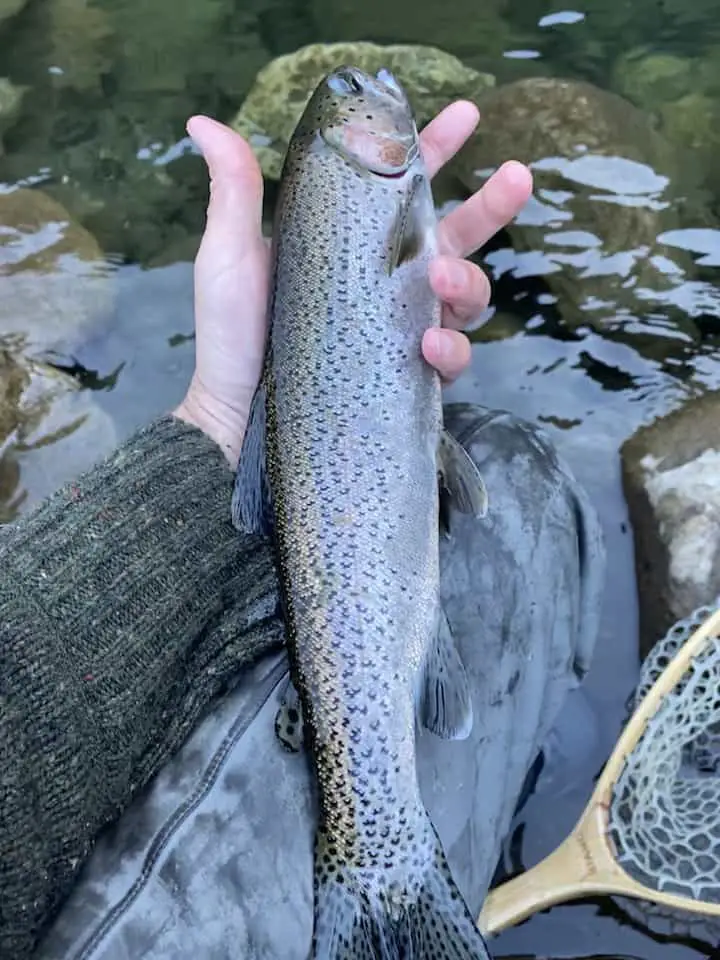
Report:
0,415,283,959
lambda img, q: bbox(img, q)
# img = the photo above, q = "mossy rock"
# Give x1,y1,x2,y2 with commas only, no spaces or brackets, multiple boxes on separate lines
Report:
660,91,720,200
230,42,495,181
611,48,696,113
0,188,114,353
612,47,720,216
456,77,700,334
661,92,719,155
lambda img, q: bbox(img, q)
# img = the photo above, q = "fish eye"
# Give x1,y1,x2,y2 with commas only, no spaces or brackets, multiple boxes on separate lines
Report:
328,69,363,96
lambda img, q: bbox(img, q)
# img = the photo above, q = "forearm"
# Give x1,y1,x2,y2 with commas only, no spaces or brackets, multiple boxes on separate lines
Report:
0,415,283,958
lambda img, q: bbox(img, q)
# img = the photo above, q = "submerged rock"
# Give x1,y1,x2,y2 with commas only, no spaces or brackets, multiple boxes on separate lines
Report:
621,390,720,659
612,48,696,114
611,45,720,204
0,77,26,149
0,0,271,263
457,77,699,336
0,345,28,453
44,0,114,94
230,42,495,181
0,187,114,353
0,189,116,521
310,0,511,71
660,92,720,200
0,341,117,523
0,0,27,26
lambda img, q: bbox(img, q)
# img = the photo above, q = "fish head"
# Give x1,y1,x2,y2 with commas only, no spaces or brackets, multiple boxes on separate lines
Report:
308,66,420,178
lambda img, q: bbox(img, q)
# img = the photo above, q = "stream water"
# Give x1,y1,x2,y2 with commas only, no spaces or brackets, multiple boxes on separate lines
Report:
2,0,720,955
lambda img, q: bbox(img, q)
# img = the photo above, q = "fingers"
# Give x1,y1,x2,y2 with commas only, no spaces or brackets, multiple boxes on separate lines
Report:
422,328,472,384
429,256,491,330
419,101,480,179
188,115,265,258
419,115,530,378
438,160,533,259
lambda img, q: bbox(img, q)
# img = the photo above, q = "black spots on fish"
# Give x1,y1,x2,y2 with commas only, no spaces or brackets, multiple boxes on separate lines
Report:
275,676,305,753
312,812,491,957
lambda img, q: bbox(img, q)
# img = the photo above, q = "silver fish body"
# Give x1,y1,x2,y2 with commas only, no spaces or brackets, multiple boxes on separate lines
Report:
233,66,489,960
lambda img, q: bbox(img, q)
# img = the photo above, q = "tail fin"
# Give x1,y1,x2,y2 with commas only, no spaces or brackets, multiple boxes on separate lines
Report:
311,823,491,959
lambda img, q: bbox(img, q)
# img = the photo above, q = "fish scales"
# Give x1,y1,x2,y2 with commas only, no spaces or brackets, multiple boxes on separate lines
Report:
271,115,441,865
233,65,490,960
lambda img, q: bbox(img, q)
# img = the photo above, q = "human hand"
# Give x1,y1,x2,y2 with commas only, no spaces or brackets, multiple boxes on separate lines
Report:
175,103,533,467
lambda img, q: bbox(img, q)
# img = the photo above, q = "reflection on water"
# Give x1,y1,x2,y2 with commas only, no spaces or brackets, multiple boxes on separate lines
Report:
0,0,719,955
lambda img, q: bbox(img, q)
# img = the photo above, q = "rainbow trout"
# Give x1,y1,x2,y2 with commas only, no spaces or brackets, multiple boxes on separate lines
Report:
232,66,490,959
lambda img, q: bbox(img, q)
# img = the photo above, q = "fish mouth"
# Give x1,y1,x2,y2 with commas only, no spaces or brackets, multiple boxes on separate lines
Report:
373,139,419,178
319,127,420,179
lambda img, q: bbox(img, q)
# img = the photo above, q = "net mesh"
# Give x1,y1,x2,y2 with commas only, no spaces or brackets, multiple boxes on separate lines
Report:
608,599,720,904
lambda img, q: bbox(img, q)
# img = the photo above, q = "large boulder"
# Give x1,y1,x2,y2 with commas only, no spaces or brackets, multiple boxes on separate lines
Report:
230,42,495,181
456,77,701,336
621,390,720,659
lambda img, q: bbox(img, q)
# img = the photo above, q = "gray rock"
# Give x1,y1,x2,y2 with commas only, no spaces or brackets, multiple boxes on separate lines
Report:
37,402,605,960
621,390,720,659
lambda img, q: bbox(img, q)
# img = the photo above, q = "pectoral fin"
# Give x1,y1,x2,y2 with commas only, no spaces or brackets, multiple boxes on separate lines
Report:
437,428,488,518
387,173,425,275
231,380,274,537
419,608,473,740
439,487,452,540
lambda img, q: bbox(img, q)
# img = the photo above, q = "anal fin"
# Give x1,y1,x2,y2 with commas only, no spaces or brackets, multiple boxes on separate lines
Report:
419,608,473,741
437,428,488,519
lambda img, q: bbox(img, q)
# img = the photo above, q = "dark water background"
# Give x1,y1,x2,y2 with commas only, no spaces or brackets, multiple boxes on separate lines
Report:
2,0,720,957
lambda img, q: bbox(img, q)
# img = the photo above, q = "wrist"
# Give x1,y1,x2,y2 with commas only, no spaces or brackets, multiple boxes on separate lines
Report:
174,380,246,468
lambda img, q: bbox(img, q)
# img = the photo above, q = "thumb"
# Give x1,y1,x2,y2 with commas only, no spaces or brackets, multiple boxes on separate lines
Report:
187,115,265,262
